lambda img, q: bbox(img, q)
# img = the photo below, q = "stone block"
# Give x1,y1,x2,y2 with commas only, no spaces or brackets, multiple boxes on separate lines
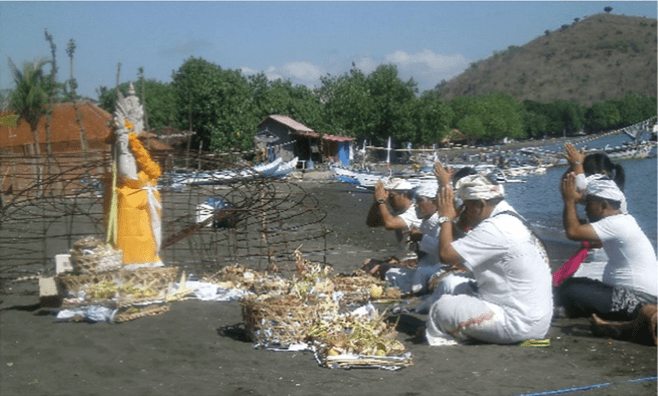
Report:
55,254,73,274
39,276,62,307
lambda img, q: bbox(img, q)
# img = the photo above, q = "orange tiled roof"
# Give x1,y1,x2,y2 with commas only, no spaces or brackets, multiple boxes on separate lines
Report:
0,101,112,150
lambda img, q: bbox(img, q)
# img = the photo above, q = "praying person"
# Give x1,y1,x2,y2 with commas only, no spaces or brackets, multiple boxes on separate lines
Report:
362,178,421,277
563,143,627,213
557,174,657,344
553,144,628,287
425,174,553,345
384,184,444,294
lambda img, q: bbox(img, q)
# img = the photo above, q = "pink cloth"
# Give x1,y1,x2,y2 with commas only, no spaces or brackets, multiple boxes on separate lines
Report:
552,241,598,287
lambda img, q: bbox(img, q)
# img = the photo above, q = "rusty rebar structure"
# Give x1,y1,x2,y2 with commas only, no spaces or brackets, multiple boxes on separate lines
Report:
0,149,328,286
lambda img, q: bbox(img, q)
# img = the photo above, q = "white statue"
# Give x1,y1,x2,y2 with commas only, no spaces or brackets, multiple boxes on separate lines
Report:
112,84,145,180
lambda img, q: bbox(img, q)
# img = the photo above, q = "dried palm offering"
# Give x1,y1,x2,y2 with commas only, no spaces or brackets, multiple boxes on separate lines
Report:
308,308,406,358
86,280,118,300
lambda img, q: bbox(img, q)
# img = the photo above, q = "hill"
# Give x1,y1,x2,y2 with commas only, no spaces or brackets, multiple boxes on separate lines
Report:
436,13,657,106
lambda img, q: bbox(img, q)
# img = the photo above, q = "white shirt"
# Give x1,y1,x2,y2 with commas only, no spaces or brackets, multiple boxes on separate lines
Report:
393,204,422,260
417,213,441,267
591,214,657,296
452,200,553,336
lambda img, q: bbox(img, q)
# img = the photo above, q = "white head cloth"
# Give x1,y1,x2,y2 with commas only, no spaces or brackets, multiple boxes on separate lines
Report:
386,177,413,191
455,174,505,201
415,184,438,199
585,178,625,204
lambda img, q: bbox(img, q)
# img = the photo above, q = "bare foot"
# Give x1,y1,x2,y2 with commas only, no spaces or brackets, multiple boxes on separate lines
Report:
362,259,382,277
590,314,622,339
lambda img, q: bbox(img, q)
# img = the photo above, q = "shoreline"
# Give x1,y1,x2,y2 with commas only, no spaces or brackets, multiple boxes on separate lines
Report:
1,178,656,396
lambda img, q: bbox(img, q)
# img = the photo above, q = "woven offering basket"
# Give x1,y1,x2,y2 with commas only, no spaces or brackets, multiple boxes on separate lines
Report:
57,266,179,304
69,237,123,274
70,250,123,274
241,294,338,348
308,307,412,370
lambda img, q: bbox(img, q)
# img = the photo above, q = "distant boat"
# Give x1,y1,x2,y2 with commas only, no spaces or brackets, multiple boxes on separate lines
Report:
251,157,282,177
356,172,387,188
270,157,298,178
329,166,379,184
604,141,653,160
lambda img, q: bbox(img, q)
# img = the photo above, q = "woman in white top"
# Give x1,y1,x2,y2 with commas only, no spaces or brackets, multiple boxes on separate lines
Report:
559,175,657,344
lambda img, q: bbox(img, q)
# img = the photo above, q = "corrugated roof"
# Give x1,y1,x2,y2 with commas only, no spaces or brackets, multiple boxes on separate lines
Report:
0,101,112,148
257,114,314,133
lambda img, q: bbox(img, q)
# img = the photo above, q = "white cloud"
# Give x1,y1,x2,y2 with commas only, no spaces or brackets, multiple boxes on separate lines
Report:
264,66,283,82
280,62,324,83
254,62,324,86
243,50,470,93
377,49,470,91
240,66,258,76
353,57,379,74
385,49,470,87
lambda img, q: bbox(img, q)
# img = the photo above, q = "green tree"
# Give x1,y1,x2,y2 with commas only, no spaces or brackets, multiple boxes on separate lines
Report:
249,75,323,133
449,93,524,141
612,94,657,126
8,58,53,156
412,91,454,145
171,57,256,151
365,65,418,145
521,101,550,138
317,67,377,139
549,100,585,136
585,100,621,133
456,114,486,142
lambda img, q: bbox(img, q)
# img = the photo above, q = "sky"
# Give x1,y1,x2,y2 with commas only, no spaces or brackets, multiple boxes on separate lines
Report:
1,1,656,100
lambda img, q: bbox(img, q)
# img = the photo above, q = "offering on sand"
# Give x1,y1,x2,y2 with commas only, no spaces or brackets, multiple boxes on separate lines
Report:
56,266,179,322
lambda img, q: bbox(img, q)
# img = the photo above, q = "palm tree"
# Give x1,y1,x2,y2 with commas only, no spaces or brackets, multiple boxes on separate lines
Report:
8,58,52,156
8,58,52,196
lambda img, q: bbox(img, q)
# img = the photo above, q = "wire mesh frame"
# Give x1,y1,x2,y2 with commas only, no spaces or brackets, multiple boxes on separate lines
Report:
0,149,329,284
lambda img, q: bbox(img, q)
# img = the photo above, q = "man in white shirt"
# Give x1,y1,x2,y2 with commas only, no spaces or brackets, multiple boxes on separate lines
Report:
385,184,444,294
363,178,421,277
426,174,553,345
558,174,657,344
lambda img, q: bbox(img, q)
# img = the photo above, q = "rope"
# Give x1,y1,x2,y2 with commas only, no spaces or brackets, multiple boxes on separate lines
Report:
516,376,656,396
362,118,655,155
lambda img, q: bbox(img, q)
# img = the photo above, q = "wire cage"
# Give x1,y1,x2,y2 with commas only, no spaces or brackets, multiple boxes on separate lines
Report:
0,148,328,288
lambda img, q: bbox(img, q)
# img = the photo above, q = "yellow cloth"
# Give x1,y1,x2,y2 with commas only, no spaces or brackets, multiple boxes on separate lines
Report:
103,172,161,265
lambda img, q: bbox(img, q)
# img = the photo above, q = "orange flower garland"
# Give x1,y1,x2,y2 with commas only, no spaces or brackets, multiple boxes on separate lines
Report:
104,118,133,144
128,132,162,181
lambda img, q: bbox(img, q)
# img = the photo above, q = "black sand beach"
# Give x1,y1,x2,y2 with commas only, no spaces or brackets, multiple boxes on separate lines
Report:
1,179,656,396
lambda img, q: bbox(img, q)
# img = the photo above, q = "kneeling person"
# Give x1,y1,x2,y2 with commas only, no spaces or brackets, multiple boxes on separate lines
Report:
426,174,553,345
558,175,657,344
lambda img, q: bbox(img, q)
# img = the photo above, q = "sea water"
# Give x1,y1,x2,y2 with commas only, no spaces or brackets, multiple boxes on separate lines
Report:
504,151,657,250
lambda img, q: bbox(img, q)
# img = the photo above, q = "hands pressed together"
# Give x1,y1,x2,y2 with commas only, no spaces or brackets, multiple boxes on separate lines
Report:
374,180,389,203
437,186,458,221
562,172,584,204
433,161,453,188
563,143,585,168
